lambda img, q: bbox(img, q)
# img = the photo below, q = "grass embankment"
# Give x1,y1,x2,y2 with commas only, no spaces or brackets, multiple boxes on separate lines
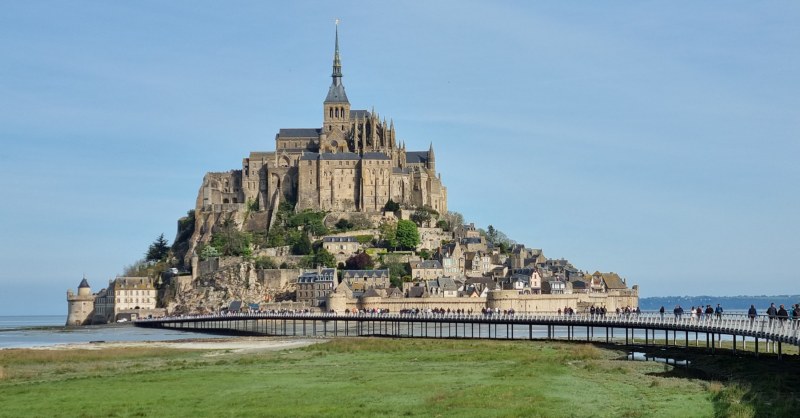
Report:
0,338,797,417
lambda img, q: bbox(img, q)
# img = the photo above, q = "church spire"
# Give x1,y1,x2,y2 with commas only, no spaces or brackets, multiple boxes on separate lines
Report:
325,19,349,104
332,19,342,82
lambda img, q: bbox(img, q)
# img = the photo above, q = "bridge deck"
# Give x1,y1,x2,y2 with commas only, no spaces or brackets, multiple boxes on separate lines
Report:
136,313,800,357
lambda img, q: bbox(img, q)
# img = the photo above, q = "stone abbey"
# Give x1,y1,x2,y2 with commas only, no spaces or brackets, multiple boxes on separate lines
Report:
198,25,447,218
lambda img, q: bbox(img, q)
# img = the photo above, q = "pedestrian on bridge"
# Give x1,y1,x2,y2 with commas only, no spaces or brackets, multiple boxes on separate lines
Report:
777,304,789,324
766,303,778,325
715,304,723,319
659,306,665,319
748,305,757,323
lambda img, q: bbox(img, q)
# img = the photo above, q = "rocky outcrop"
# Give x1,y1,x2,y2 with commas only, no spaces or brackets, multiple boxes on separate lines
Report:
167,259,301,315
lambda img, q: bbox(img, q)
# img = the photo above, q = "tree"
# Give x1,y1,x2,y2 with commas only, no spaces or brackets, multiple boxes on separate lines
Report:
311,248,337,268
253,256,277,269
487,225,498,246
379,221,397,249
436,219,449,231
383,198,400,213
396,220,420,250
335,218,354,231
345,252,374,270
443,211,464,233
210,223,252,257
418,249,431,260
410,208,432,227
292,234,312,255
146,234,170,262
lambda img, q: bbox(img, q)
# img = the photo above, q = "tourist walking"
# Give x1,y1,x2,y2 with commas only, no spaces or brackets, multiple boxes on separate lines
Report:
777,304,789,325
748,305,757,323
766,303,778,325
674,305,683,320
714,304,723,320
659,306,665,320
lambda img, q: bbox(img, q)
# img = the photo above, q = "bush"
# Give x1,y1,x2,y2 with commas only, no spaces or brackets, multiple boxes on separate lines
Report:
253,256,277,269
355,235,374,245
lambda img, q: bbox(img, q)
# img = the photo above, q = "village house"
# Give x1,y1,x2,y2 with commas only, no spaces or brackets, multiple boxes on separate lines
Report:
296,267,337,307
322,236,361,263
341,269,390,296
411,260,444,281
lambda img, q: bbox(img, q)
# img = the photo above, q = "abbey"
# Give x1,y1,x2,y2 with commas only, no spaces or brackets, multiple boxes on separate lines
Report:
198,25,447,218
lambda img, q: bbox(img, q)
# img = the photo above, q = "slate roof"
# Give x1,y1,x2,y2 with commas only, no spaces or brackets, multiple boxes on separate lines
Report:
362,288,381,298
362,152,391,160
78,278,90,288
343,269,390,279
325,83,349,103
300,152,361,161
405,151,430,164
407,287,427,298
323,236,357,243
412,260,443,270
279,128,321,138
229,300,242,311
350,109,370,119
602,273,628,290
297,268,337,283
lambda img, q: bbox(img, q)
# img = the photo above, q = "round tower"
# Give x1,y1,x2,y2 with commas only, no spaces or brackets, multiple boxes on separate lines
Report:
66,277,95,326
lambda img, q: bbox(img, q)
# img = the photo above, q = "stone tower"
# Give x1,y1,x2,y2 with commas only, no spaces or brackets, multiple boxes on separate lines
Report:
320,21,351,154
65,277,95,326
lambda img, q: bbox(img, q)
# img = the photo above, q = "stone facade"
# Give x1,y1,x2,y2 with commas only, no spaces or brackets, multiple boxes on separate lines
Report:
66,278,95,326
191,24,447,257
93,277,158,323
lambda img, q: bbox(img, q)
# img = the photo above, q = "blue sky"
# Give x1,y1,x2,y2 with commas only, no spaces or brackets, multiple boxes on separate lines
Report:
1,1,797,315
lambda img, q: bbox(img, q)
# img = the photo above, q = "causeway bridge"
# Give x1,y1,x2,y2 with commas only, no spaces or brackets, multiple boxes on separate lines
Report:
135,312,800,359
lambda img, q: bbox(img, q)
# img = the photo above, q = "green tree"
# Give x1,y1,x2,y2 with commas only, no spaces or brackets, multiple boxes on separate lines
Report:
335,218,354,231
383,198,400,213
200,245,220,260
410,208,432,227
396,220,420,250
313,248,337,268
210,219,252,258
292,234,312,255
146,234,170,262
436,219,449,231
253,256,277,269
487,225,497,245
379,221,397,249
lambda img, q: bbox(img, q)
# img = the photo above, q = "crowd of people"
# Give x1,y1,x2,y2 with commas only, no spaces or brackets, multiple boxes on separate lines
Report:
668,302,800,326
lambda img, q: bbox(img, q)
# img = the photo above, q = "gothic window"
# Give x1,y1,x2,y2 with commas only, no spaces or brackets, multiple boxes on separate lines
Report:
329,108,333,118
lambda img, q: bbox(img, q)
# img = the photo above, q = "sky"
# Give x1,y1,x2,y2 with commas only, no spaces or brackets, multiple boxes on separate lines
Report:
1,1,798,315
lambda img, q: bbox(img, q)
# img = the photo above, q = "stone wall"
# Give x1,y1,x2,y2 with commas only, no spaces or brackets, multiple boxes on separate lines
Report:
327,290,639,314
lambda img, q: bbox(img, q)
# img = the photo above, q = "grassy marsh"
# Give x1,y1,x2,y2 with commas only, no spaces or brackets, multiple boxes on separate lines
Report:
0,338,797,417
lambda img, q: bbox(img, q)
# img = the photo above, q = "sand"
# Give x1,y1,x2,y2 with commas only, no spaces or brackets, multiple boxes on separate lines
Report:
24,337,326,353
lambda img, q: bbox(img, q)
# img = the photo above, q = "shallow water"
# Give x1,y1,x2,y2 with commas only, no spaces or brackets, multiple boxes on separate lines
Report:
0,315,226,349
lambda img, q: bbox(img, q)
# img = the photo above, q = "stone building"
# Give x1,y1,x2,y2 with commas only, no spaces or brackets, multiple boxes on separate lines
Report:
296,267,337,308
194,24,447,235
66,277,95,326
322,236,361,262
93,277,160,323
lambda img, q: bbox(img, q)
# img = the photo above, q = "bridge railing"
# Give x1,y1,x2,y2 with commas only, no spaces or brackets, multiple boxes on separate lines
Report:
135,311,800,341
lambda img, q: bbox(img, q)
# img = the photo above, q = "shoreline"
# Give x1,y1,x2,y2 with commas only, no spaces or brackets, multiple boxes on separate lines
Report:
9,336,327,353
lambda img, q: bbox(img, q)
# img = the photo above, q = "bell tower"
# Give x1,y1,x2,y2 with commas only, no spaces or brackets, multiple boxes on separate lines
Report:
321,20,351,153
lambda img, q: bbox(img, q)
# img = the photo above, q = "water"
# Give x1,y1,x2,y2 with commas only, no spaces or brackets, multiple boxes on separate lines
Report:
0,315,227,349
626,351,691,367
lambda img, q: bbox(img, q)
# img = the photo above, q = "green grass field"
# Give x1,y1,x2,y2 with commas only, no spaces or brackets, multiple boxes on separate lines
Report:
0,338,797,417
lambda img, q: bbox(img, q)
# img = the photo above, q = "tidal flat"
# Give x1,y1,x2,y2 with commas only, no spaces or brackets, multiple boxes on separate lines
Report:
0,337,797,417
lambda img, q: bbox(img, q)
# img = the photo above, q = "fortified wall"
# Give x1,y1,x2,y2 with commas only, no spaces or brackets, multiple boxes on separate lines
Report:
328,290,639,314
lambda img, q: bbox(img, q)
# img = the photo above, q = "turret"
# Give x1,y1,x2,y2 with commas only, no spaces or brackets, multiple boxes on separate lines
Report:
428,142,436,171
66,276,95,326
